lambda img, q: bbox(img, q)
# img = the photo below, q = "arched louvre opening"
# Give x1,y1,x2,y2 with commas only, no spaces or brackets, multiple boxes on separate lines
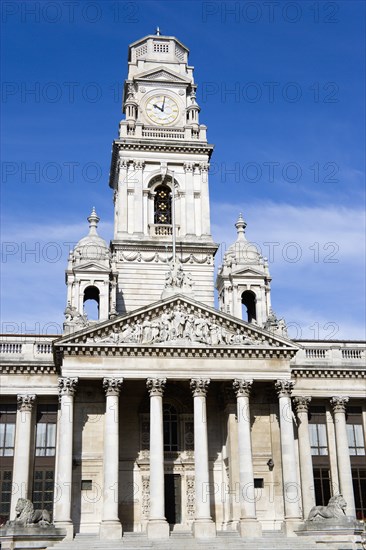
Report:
154,184,172,225
241,290,257,323
83,285,100,320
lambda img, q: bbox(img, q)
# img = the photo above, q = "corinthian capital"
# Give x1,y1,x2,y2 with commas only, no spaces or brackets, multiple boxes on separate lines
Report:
17,394,36,412
233,379,253,398
146,378,166,397
58,377,78,398
275,379,295,398
190,378,210,397
293,396,311,414
330,396,349,413
103,378,123,396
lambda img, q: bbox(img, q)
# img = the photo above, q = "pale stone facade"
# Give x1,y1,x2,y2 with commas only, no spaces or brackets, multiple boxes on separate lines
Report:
0,32,365,549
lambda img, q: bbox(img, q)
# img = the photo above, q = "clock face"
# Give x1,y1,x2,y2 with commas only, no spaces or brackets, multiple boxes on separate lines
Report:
145,94,179,125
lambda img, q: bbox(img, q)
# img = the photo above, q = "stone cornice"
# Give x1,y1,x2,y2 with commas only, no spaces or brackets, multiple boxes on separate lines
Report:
109,140,214,187
0,364,58,374
292,368,365,379
58,344,296,361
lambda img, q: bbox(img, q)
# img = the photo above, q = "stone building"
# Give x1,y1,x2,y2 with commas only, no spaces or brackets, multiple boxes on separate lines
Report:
0,33,365,547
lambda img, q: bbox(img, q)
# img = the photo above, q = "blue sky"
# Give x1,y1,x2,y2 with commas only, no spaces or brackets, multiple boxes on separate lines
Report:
1,0,365,339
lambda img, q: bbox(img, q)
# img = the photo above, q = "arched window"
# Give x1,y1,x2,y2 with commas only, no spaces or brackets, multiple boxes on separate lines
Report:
241,290,257,323
154,184,172,225
163,404,178,451
83,285,100,320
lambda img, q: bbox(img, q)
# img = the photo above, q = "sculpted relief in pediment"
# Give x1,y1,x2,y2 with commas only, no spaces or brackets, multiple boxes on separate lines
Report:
86,304,260,347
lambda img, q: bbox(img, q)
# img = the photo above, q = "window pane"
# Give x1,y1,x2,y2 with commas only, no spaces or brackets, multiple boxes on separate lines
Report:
47,424,56,448
354,425,365,447
0,424,5,447
317,424,327,447
309,425,317,447
36,424,47,449
4,424,15,448
347,424,356,447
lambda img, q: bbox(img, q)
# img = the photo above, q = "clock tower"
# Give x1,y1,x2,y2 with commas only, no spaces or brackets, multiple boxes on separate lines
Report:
109,32,218,314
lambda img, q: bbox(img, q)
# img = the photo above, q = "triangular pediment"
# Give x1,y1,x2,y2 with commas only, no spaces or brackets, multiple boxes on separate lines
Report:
134,66,190,84
71,262,110,273
231,267,268,278
55,295,298,357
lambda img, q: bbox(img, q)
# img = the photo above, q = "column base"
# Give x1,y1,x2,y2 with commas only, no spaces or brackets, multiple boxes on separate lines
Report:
284,518,302,536
192,518,216,539
147,519,170,539
99,520,122,539
54,521,74,540
239,518,262,538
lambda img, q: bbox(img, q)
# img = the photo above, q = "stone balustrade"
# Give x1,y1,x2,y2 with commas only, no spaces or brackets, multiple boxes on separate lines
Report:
0,335,56,366
291,341,365,367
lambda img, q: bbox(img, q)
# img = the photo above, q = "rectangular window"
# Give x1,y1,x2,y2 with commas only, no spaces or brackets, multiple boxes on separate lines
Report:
313,467,331,506
0,405,16,522
352,468,366,521
346,407,365,456
32,470,54,513
32,404,57,517
0,405,16,456
35,405,57,456
309,406,328,456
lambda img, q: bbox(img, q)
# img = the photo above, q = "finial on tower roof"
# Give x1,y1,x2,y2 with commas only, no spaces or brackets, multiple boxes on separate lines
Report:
235,213,247,240
87,207,100,235
156,26,161,36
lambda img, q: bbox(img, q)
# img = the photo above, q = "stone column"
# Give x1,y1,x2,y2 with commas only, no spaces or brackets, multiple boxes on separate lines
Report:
54,377,78,539
275,380,301,534
233,380,262,537
190,378,216,538
10,394,36,519
293,396,315,518
100,378,123,539
330,396,356,516
146,378,169,539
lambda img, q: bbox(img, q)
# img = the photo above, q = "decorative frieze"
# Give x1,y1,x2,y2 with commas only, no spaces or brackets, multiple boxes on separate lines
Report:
190,378,210,397
89,305,259,347
293,396,311,414
233,379,253,398
146,378,166,397
58,377,78,397
186,475,195,518
141,475,150,518
17,394,36,412
103,377,123,396
275,379,295,398
330,395,349,413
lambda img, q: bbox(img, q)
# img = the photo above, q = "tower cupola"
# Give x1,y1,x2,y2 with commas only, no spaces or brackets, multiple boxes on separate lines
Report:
64,208,117,333
216,214,272,326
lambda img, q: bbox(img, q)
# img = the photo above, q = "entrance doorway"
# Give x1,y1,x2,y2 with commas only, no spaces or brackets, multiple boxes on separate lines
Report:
164,474,181,525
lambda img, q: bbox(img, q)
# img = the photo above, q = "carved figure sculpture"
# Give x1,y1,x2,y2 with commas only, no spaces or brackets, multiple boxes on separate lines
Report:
308,494,347,521
64,302,88,326
7,498,51,527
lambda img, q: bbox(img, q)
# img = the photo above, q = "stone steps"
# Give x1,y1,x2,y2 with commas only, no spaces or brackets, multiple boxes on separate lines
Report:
47,531,337,550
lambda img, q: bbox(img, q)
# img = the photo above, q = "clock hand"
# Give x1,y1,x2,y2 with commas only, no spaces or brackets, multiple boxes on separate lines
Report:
153,103,163,112
162,96,166,112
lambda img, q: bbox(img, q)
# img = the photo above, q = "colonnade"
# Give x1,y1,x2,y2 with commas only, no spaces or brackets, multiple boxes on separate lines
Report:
9,379,358,540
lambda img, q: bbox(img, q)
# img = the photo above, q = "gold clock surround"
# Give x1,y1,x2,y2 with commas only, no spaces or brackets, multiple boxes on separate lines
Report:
145,94,179,126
